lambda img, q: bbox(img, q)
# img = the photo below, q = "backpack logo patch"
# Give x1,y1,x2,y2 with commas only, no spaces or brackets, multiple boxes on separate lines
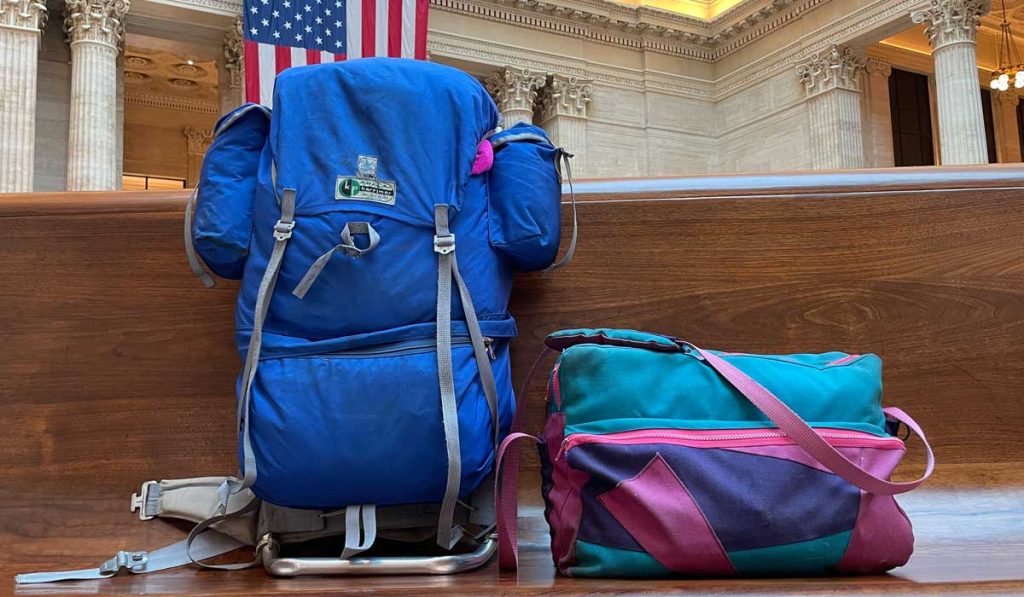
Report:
336,156,396,205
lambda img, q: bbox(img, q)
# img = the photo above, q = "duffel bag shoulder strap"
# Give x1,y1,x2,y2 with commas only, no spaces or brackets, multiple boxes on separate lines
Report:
692,346,935,496
494,347,556,571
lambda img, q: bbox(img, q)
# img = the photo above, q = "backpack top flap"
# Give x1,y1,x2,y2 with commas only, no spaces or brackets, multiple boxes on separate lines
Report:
269,58,499,226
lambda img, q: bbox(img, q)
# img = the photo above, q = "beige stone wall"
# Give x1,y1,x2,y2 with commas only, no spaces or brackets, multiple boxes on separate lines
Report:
122,103,217,184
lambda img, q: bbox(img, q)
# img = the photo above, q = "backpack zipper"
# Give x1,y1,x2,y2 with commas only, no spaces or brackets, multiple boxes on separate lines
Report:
306,336,494,359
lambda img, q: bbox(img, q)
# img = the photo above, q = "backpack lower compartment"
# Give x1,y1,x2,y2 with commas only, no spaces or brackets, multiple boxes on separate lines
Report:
244,335,514,510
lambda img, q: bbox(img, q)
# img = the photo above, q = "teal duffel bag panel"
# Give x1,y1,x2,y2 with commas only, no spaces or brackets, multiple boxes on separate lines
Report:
549,329,885,435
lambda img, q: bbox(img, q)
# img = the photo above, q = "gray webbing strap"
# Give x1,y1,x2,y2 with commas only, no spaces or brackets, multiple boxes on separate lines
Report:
237,188,296,492
433,204,463,550
184,186,216,288
451,253,500,454
292,221,380,299
15,530,245,584
185,497,263,570
340,505,378,559
545,149,577,273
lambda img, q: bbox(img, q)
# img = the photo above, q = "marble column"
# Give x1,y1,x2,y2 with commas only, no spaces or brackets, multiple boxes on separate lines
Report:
864,58,895,168
538,74,592,177
912,0,992,165
796,45,868,170
64,0,130,191
184,127,212,187
221,15,244,114
484,66,546,129
992,91,1021,163
0,0,47,193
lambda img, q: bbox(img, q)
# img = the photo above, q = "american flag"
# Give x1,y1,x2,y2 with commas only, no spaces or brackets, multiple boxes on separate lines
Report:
242,0,429,106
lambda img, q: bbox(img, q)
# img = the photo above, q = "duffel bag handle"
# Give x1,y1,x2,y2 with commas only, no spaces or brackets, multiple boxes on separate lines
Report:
692,346,934,496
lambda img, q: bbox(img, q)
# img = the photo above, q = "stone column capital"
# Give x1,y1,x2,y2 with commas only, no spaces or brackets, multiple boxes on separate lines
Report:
184,127,213,155
539,74,593,122
995,91,1021,106
64,0,129,49
484,66,546,115
865,57,892,78
224,15,244,89
911,0,991,49
796,45,866,98
1,0,47,31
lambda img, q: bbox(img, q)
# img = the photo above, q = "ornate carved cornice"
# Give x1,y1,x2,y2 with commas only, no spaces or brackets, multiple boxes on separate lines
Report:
184,126,214,154
796,45,866,97
431,0,827,62
539,74,593,121
224,15,243,88
64,0,129,48
484,66,547,114
911,0,991,49
0,0,47,31
125,92,219,114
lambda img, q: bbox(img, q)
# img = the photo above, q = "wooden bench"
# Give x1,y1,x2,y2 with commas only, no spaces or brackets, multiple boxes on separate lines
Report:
1,165,1022,594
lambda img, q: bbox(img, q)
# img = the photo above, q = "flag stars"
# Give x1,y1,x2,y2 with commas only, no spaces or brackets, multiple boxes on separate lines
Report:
315,36,323,44
335,0,341,7
295,12,302,20
250,27,258,35
315,15,322,23
261,18,269,26
283,21,292,29
305,25,312,32
325,28,332,35
272,30,280,38
304,4,311,11
335,39,342,47
249,5,257,13
325,8,331,15
282,0,290,7
334,20,342,27
272,9,279,17
295,33,303,41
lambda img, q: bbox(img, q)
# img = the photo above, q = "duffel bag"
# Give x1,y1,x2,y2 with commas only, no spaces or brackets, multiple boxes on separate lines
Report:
497,328,934,578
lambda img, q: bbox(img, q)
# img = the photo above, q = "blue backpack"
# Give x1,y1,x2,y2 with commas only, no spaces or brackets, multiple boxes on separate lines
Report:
16,58,573,585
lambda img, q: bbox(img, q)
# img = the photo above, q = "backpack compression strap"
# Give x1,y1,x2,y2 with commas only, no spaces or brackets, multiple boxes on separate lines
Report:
432,204,500,549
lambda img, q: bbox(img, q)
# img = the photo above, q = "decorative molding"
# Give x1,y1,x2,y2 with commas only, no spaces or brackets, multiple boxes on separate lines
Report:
224,15,243,88
796,45,867,97
184,126,214,154
539,74,593,121
149,0,239,16
484,66,547,114
865,56,892,78
430,0,831,62
64,0,129,48
125,92,219,114
911,0,992,49
0,0,47,31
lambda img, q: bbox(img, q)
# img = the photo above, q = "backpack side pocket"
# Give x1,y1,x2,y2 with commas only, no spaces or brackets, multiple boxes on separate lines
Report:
192,103,270,279
487,123,562,272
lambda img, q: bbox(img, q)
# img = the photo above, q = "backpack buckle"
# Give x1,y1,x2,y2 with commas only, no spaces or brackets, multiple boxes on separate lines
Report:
273,220,295,241
129,480,158,520
100,550,149,575
433,233,455,255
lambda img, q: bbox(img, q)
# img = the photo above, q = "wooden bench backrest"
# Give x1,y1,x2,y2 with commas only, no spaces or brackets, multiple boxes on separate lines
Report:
1,165,1022,508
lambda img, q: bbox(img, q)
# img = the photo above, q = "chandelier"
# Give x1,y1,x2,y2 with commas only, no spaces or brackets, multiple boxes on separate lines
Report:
990,0,1024,91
